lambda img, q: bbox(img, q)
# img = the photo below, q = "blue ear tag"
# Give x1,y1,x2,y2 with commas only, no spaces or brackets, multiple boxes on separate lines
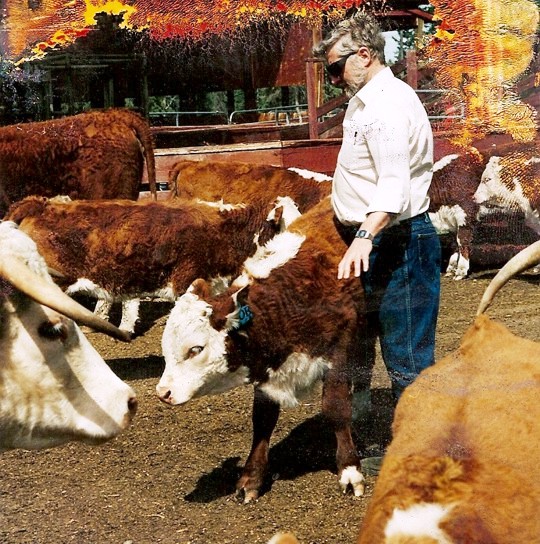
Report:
236,303,253,329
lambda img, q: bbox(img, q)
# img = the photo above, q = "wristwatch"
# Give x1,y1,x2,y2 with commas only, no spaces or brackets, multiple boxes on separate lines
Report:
355,229,374,241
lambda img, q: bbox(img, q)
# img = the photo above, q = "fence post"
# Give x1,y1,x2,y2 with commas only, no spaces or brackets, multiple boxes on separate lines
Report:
406,49,418,89
306,58,322,139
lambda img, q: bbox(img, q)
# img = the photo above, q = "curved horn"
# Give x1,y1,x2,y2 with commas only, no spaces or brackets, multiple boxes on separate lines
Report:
477,240,540,315
0,257,131,342
47,266,65,279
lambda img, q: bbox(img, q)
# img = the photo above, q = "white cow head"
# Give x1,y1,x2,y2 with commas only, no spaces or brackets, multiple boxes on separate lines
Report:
474,155,507,208
0,221,137,451
474,152,540,235
157,279,250,405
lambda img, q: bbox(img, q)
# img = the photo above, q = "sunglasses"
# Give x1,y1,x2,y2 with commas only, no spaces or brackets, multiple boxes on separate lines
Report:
326,51,357,79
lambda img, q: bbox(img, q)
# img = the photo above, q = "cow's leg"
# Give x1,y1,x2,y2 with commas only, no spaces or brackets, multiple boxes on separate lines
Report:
446,227,471,280
237,386,280,503
322,368,364,497
94,298,113,321
118,298,140,337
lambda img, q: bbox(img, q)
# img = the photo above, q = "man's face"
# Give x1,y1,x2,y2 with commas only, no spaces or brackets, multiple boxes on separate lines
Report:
326,45,368,97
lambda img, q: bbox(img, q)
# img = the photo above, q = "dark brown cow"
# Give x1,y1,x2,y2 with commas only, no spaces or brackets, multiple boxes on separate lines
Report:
170,155,487,279
4,194,301,335
0,108,156,216
157,198,368,502
429,140,485,279
168,159,331,211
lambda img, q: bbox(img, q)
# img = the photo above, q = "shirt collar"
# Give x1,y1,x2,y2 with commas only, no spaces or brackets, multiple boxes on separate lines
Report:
353,66,395,107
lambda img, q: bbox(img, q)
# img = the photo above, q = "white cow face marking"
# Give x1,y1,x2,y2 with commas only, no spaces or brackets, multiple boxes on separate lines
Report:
0,300,136,451
475,155,540,235
158,291,249,405
474,156,505,207
0,222,136,451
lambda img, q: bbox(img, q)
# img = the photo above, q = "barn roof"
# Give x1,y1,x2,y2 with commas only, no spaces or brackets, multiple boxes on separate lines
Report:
0,0,432,61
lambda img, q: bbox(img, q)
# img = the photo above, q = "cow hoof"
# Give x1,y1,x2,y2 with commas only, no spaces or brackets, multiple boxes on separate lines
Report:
236,487,259,504
445,254,469,280
339,465,365,497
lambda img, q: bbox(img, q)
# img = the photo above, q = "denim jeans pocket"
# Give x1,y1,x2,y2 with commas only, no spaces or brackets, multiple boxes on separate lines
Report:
416,231,441,281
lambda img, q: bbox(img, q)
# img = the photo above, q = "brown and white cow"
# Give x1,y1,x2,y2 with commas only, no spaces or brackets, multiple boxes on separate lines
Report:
0,108,157,217
474,147,540,238
0,220,136,451
356,242,540,543
170,153,485,280
4,194,301,336
429,140,485,279
168,159,332,211
157,197,369,502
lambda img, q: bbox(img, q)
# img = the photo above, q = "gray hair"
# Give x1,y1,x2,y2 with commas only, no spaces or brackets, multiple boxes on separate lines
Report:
312,12,386,65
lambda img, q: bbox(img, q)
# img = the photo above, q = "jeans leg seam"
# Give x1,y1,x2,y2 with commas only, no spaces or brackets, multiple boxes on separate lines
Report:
403,256,416,375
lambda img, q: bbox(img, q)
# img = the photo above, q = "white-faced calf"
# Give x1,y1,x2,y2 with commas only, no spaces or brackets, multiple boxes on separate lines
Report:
157,198,369,502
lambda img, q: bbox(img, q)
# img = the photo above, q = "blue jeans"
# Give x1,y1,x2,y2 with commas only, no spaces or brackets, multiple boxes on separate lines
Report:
336,213,441,400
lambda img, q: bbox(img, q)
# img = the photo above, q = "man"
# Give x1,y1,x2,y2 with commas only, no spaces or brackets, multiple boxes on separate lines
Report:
313,12,441,469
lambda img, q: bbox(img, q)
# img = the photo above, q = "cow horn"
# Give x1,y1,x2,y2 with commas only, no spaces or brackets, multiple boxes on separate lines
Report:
0,256,131,342
47,266,65,278
477,240,540,315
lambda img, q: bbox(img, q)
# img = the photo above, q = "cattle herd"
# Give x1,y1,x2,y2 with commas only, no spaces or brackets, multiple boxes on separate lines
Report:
1,107,540,543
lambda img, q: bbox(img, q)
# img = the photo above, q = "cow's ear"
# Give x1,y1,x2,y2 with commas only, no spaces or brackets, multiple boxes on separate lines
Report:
236,285,250,308
266,196,301,231
269,201,284,227
225,286,252,331
189,278,211,300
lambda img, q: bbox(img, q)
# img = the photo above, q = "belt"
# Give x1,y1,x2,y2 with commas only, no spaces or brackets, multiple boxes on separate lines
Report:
389,211,430,228
341,212,429,236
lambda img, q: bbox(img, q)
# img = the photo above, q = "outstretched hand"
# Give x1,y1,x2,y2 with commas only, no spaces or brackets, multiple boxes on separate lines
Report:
337,238,373,279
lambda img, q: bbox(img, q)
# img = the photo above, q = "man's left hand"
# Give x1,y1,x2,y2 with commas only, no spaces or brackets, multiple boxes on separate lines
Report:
337,238,373,279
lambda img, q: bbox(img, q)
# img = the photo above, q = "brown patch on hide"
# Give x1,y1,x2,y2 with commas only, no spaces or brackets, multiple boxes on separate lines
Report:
168,159,331,213
497,151,540,210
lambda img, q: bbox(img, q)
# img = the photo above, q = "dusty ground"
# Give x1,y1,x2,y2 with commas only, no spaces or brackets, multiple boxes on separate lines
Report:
2,272,540,544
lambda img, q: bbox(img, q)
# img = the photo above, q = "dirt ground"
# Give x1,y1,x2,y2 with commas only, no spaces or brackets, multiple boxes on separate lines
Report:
2,272,540,544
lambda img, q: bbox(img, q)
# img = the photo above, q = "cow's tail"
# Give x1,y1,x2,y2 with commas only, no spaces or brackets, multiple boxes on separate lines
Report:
477,240,540,315
168,161,184,198
127,110,157,201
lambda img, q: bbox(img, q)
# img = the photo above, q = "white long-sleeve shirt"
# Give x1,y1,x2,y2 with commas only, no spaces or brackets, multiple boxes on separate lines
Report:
332,67,433,226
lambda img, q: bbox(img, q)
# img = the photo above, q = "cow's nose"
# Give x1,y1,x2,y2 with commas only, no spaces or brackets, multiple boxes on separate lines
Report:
121,394,138,428
128,395,138,417
156,385,173,404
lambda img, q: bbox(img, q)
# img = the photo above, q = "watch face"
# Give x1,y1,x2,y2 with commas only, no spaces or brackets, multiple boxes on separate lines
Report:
355,229,373,240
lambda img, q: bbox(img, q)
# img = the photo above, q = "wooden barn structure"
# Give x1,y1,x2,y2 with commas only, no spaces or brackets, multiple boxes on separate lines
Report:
2,1,539,262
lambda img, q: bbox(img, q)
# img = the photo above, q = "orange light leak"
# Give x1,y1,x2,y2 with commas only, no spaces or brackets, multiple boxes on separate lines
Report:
427,0,539,144
3,0,364,62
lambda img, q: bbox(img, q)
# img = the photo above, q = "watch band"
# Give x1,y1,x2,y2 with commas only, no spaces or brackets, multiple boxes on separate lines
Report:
355,229,374,241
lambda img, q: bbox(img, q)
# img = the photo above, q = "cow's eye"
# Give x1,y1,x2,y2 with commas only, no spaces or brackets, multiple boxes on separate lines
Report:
187,346,204,358
38,321,68,342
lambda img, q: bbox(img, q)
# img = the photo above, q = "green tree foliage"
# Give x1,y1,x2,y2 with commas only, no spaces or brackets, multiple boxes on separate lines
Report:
0,62,42,124
389,4,435,63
